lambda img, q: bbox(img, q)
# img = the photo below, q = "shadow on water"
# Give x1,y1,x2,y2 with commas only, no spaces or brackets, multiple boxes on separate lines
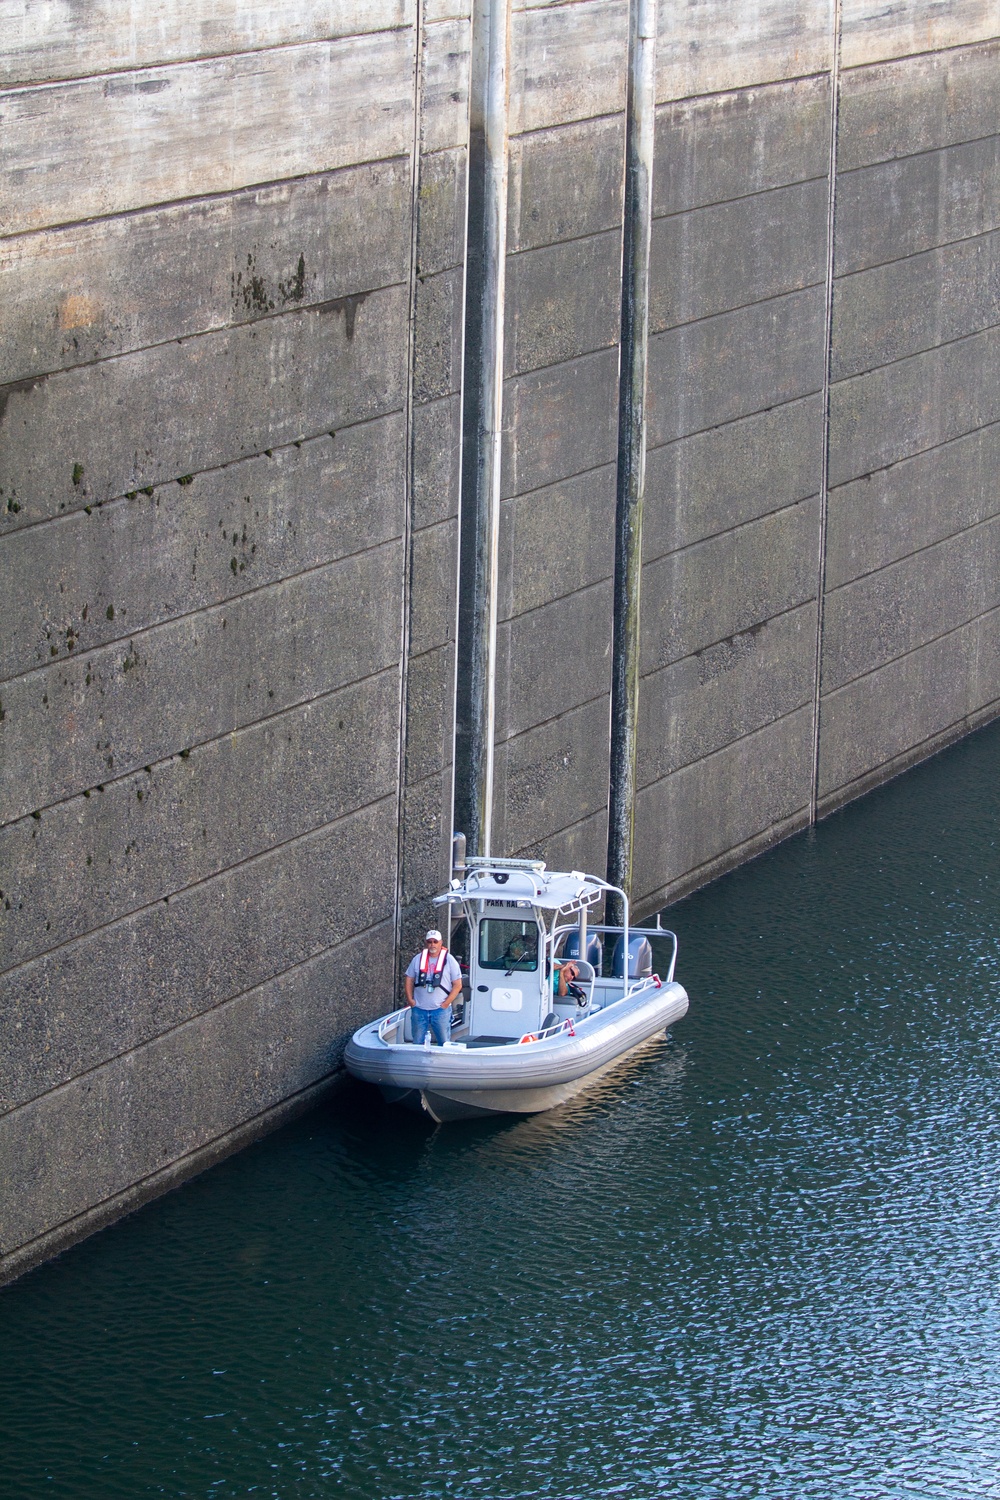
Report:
4,721,1000,1498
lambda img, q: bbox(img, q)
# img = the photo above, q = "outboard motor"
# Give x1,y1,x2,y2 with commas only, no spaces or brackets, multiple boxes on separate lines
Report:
611,933,653,980
562,930,603,969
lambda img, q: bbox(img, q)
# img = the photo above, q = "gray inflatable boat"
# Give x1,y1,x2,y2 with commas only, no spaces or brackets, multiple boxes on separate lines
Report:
345,856,688,1121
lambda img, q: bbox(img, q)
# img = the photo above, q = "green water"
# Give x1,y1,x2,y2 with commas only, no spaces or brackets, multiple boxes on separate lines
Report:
4,723,1000,1499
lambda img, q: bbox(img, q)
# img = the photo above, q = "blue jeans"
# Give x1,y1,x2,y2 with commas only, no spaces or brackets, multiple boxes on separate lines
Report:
411,1004,451,1045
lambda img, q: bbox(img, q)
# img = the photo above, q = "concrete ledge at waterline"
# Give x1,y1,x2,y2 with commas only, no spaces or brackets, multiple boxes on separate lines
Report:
633,805,812,923
0,1071,347,1290
815,695,1000,824
0,918,397,1274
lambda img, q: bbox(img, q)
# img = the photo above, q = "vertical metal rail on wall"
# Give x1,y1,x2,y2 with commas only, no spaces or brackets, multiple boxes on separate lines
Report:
607,0,656,918
454,0,511,859
810,0,843,824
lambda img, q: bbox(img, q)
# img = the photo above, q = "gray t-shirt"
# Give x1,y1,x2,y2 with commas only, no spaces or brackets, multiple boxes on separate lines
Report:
406,950,462,1009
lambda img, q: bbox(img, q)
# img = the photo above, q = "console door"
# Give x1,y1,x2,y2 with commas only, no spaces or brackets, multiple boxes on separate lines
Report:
468,909,545,1039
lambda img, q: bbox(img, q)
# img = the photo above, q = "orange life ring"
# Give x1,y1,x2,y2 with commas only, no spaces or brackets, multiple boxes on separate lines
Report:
518,1032,538,1044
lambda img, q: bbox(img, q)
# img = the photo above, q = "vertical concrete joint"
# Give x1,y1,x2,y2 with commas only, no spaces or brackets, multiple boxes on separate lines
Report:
810,0,844,823
455,0,511,858
608,0,656,910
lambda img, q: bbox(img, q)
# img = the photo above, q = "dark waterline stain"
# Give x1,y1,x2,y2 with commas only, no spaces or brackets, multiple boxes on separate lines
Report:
3,720,1000,1498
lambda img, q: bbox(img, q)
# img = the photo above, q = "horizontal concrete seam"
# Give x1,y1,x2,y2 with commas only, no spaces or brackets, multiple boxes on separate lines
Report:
0,532,404,693
506,223,622,261
830,314,1000,385
836,123,1000,179
503,340,619,391
839,32,1000,83
503,328,622,381
0,26,414,96
0,797,398,997
511,0,604,15
636,694,815,791
828,416,1000,494
642,498,823,568
823,503,1000,593
509,805,608,858
410,506,460,531
638,597,818,684
642,492,820,570
830,420,1000,494
501,455,622,503
635,805,811,914
499,460,615,508
644,390,822,458
0,151,414,245
819,602,1000,700
496,689,610,746
411,514,459,540
654,68,830,112
653,171,830,223
834,221,1000,283
650,279,826,339
403,761,455,790
0,407,406,547
500,570,612,626
0,660,403,839
642,592,819,681
405,639,457,668
508,339,622,381
417,141,467,163
0,1069,345,1267
0,275,408,392
508,107,623,145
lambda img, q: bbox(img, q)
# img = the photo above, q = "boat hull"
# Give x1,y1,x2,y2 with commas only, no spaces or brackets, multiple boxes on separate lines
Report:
345,979,688,1120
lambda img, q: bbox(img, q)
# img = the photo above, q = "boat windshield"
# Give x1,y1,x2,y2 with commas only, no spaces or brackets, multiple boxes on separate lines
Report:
479,919,540,971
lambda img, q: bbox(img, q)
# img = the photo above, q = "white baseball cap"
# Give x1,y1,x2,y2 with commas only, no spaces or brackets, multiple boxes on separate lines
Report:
424,929,443,942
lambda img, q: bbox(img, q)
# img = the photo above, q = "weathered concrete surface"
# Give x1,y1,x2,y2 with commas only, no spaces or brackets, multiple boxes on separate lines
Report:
635,56,828,912
491,0,625,870
0,285,407,528
1,0,413,84
0,918,395,1267
2,33,415,236
0,0,463,1285
4,0,1000,1285
396,2,470,970
818,31,1000,814
1,161,412,385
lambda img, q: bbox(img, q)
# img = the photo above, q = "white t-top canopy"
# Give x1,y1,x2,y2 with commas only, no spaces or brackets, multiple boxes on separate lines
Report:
433,858,613,915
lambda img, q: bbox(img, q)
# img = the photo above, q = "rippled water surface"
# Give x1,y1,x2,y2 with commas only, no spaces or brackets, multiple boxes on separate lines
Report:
5,725,1000,1499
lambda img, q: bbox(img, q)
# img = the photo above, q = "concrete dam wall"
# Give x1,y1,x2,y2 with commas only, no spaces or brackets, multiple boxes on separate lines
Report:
2,0,1000,1281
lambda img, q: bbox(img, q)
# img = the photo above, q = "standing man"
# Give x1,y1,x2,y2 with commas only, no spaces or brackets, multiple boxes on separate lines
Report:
404,929,463,1045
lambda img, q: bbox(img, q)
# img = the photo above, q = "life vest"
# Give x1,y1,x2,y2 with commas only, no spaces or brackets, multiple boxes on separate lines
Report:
417,947,449,992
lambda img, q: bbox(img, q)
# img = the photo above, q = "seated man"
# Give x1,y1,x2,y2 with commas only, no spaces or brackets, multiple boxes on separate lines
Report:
553,959,583,1001
404,929,463,1045
503,932,538,971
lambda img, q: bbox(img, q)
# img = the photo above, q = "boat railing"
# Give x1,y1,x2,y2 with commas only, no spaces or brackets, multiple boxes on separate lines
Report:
552,922,678,985
378,1008,409,1044
520,1016,578,1044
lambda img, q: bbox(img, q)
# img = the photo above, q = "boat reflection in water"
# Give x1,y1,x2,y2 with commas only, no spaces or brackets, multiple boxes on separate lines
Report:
345,855,689,1121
